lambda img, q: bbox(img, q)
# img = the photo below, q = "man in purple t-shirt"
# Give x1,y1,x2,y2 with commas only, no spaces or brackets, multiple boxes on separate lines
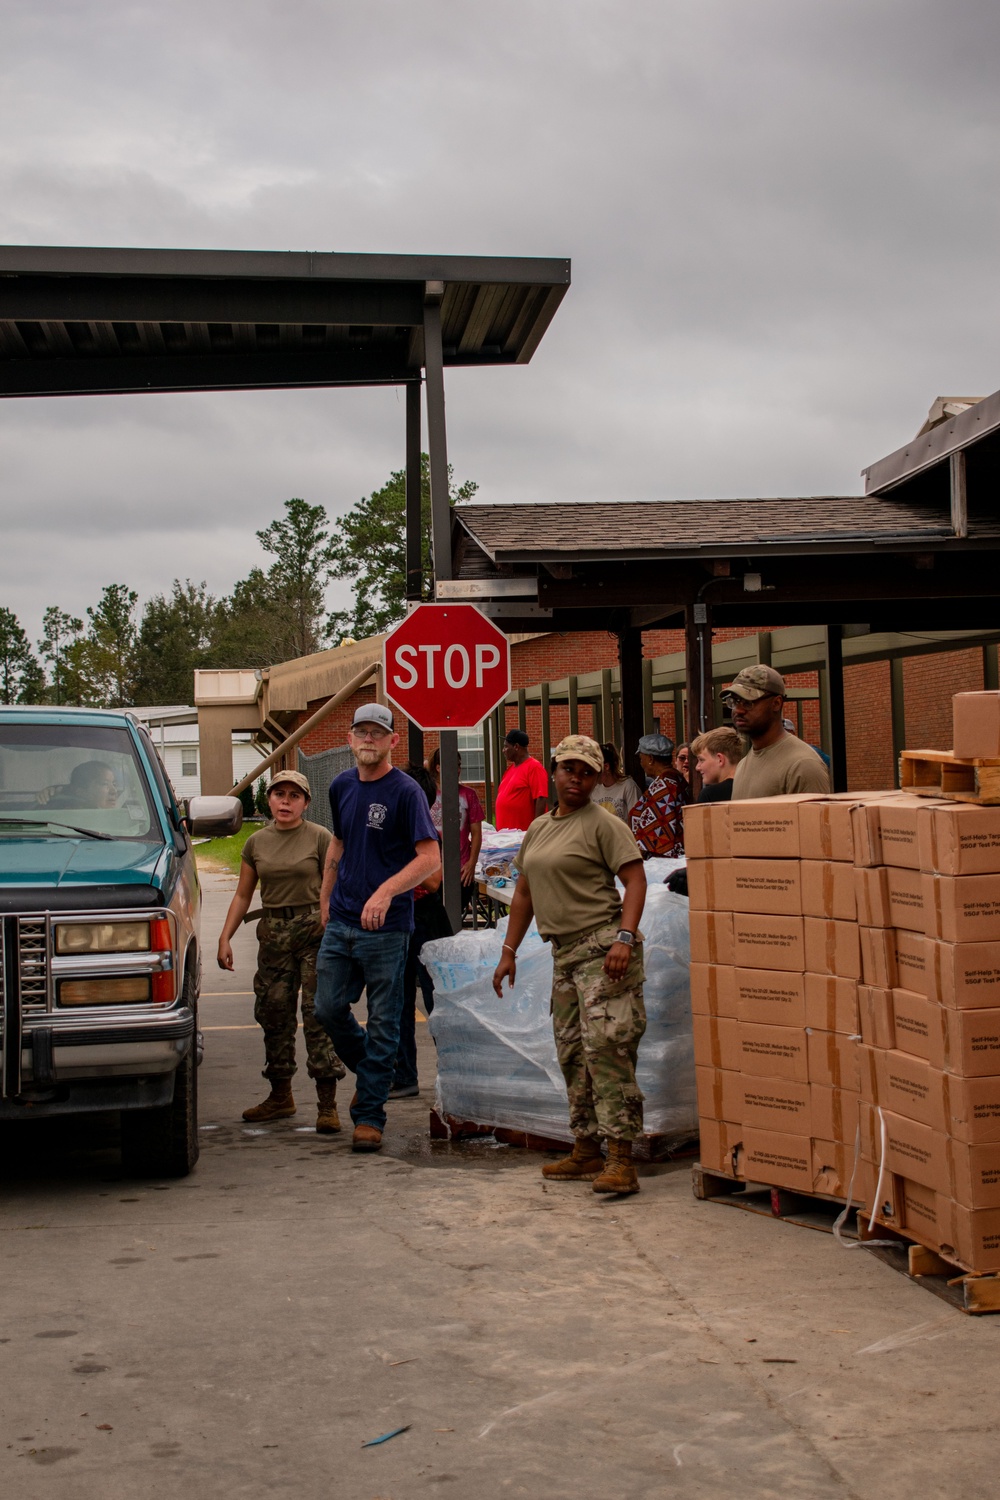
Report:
314,703,439,1152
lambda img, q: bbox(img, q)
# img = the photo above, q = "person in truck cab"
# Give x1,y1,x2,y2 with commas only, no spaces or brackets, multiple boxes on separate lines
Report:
41,760,120,810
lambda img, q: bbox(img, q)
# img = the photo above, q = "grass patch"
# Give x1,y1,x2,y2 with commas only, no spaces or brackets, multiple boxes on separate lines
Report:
194,822,261,874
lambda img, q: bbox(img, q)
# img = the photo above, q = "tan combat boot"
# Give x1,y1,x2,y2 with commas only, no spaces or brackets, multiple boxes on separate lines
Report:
315,1078,342,1134
593,1139,640,1195
242,1078,296,1122
541,1136,604,1182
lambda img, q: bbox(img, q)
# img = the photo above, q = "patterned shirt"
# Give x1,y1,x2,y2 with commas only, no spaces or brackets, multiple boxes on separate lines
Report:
629,770,688,858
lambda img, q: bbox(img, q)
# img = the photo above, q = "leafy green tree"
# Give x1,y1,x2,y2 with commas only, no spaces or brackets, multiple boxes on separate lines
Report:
133,580,220,705
74,584,139,706
209,567,302,670
327,454,477,640
0,607,45,704
255,497,334,659
39,606,83,705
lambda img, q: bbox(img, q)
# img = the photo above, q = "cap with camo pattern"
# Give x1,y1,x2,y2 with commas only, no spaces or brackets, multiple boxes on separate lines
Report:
722,664,786,701
552,735,604,774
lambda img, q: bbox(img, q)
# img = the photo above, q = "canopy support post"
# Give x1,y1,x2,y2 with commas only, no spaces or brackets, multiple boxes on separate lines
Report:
425,285,461,929
618,626,646,790
405,378,424,771
684,603,714,742
822,625,848,792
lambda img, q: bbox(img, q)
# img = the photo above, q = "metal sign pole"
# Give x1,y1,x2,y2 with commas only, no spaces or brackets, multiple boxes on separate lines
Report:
424,286,462,930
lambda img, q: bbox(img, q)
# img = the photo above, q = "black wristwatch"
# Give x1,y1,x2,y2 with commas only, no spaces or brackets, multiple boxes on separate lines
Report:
615,929,636,947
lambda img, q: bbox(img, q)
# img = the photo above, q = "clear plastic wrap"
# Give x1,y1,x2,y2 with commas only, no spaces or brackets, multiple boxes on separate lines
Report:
422,868,695,1145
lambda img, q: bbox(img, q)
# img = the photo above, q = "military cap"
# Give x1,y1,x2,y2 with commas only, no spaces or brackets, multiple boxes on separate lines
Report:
552,735,604,774
268,769,311,798
722,664,786,701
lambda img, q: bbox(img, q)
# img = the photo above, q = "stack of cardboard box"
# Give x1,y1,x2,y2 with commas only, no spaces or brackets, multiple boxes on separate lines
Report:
689,691,1000,1274
856,794,1000,1272
689,791,874,1204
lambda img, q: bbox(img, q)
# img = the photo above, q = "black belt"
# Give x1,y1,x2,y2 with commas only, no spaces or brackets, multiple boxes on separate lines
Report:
243,904,320,923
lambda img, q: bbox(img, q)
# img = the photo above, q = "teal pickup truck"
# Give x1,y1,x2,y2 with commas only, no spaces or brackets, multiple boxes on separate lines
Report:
0,707,241,1176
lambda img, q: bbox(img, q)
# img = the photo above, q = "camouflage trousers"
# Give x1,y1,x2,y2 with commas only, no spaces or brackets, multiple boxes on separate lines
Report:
550,920,646,1142
254,913,346,1083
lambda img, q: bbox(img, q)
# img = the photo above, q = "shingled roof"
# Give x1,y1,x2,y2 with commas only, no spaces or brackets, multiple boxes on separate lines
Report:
454,493,1000,568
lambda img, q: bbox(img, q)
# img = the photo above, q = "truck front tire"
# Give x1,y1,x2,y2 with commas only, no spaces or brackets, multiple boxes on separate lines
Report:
120,973,199,1178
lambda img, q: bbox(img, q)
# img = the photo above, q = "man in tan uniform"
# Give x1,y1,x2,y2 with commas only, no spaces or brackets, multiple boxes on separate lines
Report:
725,665,830,799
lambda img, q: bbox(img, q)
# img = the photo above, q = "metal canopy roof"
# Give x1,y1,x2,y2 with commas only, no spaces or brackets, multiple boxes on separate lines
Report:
0,246,571,396
863,382,1000,500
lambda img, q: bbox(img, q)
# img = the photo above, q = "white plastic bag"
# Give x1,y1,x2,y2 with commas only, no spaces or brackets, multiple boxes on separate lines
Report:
422,879,696,1145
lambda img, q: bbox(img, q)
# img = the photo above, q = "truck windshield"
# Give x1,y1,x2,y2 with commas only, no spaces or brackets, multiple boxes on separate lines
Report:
0,724,160,842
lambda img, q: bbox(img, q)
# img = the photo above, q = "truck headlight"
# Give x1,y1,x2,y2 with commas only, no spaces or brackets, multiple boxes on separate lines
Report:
55,922,151,954
59,977,152,1006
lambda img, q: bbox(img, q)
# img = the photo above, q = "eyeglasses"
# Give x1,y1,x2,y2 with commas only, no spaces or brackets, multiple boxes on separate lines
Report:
352,727,390,741
721,691,779,708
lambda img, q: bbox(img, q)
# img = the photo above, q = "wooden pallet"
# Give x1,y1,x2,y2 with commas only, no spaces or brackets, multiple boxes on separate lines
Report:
899,748,1000,804
430,1109,696,1162
693,1163,1000,1315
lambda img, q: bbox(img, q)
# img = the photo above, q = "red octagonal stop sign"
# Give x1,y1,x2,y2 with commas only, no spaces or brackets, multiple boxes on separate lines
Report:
383,603,511,731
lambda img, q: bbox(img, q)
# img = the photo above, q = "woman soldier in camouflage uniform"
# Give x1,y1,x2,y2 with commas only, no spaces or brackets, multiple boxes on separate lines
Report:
217,770,345,1131
492,736,648,1195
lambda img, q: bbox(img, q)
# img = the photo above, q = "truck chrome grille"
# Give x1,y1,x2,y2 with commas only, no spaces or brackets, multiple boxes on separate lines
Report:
17,918,49,1012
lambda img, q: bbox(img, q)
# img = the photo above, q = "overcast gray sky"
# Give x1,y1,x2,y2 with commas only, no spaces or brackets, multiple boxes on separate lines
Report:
3,0,1000,644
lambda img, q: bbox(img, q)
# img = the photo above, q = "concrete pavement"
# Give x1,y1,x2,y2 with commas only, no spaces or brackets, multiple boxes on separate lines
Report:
2,869,999,1499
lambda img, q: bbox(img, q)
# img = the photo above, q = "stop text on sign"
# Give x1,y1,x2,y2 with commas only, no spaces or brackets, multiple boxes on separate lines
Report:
391,641,502,691
382,603,511,731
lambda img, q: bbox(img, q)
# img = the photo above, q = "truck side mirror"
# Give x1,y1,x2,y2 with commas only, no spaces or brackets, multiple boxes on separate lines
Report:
185,795,243,838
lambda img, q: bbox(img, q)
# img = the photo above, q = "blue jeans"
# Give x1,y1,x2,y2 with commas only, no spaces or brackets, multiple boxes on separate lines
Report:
393,933,436,1091
314,920,410,1132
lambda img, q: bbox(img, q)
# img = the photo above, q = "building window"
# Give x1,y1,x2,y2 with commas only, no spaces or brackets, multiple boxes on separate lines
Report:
181,750,199,779
456,728,486,783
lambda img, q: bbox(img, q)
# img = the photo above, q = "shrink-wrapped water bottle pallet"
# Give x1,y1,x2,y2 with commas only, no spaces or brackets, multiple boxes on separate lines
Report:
429,1109,696,1162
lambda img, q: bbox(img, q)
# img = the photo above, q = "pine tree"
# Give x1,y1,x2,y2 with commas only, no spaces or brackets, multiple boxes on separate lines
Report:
255,497,334,658
39,606,83,705
327,454,477,641
133,581,220,705
76,585,139,706
0,607,45,704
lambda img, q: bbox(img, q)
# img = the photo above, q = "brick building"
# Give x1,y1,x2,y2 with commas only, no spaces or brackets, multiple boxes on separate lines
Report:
260,628,996,809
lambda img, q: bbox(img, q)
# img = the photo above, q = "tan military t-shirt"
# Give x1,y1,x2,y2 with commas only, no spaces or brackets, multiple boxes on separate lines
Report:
241,820,332,909
731,733,830,800
516,800,642,942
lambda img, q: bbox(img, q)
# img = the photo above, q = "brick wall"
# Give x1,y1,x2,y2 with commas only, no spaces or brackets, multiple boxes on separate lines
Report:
845,660,894,791
904,649,984,751
284,632,996,796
